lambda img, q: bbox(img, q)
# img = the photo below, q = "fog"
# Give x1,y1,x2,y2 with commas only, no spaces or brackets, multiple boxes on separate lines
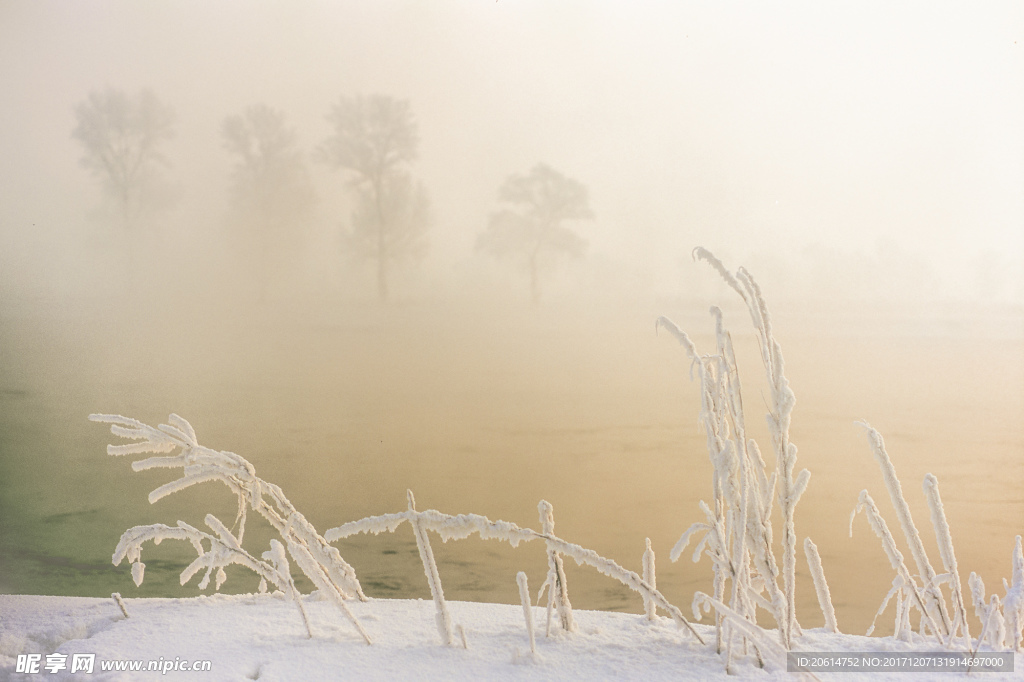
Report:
0,1,1022,307
1,1,1022,635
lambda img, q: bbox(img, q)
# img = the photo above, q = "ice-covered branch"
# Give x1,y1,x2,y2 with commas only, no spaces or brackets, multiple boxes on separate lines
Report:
92,413,370,644
112,516,314,637
326,494,705,644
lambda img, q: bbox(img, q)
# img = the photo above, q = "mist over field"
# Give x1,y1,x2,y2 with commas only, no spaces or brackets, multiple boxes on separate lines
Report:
0,0,1022,642
0,1,1021,312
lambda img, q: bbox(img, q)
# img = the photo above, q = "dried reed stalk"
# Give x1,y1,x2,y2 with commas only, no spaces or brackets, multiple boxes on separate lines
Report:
93,413,371,644
803,537,839,633
857,422,951,637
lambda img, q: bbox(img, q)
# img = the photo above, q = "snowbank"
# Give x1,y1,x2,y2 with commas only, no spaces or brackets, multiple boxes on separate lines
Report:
1,594,1018,681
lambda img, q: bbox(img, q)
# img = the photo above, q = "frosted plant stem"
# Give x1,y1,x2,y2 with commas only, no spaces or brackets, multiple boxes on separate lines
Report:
330,501,705,644
969,572,989,625
91,411,371,643
517,572,537,656
923,474,971,649
112,593,129,618
283,525,370,643
850,490,943,641
642,538,657,620
407,490,453,646
294,595,314,639
659,261,797,657
1006,535,1024,651
803,538,839,633
858,422,950,637
693,592,818,680
538,500,576,633
972,595,1005,655
691,249,806,648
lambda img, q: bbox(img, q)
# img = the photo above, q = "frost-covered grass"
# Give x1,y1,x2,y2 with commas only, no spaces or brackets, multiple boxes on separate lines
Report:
656,248,815,668
655,250,1023,667
4,249,1020,679
851,423,1024,651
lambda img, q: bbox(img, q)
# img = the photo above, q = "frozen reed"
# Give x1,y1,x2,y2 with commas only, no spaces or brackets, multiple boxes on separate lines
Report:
803,538,838,634
92,413,371,644
658,247,810,659
517,571,537,656
854,423,1022,652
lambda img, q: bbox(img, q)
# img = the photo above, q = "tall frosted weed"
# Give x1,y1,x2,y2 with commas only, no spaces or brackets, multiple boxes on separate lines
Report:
857,422,951,636
658,248,811,659
853,423,1022,652
803,538,839,634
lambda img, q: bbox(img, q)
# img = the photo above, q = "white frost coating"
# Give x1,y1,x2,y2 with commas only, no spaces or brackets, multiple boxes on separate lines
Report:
1004,535,1024,650
112,592,130,618
517,572,536,655
969,572,990,628
113,516,316,638
261,539,314,638
803,538,838,633
688,248,803,649
691,592,783,676
660,251,805,654
407,490,454,647
867,576,907,638
328,493,704,644
131,561,145,587
642,538,656,621
849,490,942,641
537,500,575,634
922,473,971,649
971,587,1007,652
283,515,371,644
983,595,1007,652
325,512,410,541
92,413,369,642
858,422,950,637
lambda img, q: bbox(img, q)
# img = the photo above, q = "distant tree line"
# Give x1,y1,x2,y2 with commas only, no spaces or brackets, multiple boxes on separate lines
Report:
72,87,591,304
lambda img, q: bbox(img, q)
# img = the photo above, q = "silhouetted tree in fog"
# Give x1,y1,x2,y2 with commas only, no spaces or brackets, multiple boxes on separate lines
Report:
223,104,315,300
477,164,593,305
317,95,429,302
72,88,176,226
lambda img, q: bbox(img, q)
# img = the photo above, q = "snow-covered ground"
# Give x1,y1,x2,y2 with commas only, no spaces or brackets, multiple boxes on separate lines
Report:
1,594,1018,681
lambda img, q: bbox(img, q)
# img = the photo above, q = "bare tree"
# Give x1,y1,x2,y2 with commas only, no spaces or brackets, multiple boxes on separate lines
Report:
72,88,176,226
477,164,593,304
317,95,428,302
223,104,315,300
